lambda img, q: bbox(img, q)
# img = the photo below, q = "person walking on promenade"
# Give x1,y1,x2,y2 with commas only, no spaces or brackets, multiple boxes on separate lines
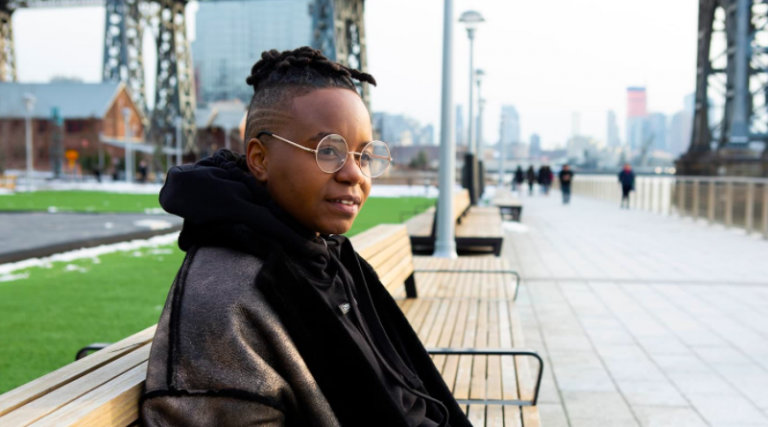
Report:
559,164,574,205
513,165,524,193
538,165,552,195
526,166,536,195
140,47,470,427
138,160,148,183
618,163,635,209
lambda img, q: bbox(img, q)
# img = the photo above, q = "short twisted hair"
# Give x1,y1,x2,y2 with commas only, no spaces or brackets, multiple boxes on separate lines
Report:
243,46,376,148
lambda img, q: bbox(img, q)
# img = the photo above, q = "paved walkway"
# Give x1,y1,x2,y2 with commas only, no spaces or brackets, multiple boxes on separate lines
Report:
0,212,183,263
504,192,768,427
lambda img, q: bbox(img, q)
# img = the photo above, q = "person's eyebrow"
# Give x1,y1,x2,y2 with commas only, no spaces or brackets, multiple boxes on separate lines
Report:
307,132,331,143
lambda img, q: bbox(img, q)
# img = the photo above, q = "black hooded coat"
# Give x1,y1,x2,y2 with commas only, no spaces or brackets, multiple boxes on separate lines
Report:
140,150,472,427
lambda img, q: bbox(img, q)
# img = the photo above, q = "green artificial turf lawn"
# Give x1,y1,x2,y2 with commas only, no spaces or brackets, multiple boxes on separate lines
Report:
0,191,162,213
0,196,433,393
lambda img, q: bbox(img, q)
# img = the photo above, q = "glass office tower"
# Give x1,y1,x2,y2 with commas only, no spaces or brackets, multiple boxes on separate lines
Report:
192,0,312,105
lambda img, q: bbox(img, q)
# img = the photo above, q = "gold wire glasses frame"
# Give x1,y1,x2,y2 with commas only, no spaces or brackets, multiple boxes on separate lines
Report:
256,131,393,178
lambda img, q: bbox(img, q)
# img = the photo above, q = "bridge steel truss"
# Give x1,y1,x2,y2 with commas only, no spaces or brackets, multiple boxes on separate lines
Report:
312,0,370,110
0,0,16,82
691,0,768,154
0,0,369,155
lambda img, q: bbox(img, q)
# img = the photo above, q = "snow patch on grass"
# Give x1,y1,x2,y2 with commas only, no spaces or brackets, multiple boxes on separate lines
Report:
0,232,180,275
64,264,88,273
0,272,29,282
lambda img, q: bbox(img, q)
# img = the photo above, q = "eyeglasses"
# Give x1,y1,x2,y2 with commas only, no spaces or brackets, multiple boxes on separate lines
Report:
256,131,393,178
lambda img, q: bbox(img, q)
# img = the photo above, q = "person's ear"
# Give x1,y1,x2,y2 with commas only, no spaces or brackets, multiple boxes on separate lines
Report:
246,137,269,183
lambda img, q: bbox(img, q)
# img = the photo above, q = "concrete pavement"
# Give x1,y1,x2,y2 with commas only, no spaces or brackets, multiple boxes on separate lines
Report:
505,191,768,427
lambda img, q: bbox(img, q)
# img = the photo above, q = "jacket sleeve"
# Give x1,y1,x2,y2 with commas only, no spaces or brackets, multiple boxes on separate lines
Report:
141,247,302,427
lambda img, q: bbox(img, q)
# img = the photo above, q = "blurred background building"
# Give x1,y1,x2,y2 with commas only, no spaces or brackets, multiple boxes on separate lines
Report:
192,0,312,106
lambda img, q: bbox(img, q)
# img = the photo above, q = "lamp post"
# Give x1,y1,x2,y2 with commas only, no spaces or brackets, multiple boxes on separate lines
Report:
459,10,484,155
499,113,506,186
434,0,457,259
175,116,183,166
23,93,36,186
122,108,133,184
475,69,485,156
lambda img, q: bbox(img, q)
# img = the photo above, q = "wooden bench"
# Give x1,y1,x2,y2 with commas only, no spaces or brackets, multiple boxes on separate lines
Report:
0,175,17,191
0,224,540,427
406,189,505,256
493,189,523,222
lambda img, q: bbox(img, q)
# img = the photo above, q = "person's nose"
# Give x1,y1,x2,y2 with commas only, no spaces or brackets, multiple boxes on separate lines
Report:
335,153,366,185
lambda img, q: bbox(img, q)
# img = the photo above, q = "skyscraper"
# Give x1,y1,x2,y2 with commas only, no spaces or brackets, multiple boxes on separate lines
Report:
607,110,620,147
529,133,541,158
647,113,667,151
192,0,312,105
571,111,581,137
500,105,520,145
626,87,648,150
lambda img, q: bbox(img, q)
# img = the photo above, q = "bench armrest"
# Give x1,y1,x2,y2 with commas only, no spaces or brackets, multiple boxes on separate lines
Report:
425,347,543,406
413,269,521,300
75,343,111,360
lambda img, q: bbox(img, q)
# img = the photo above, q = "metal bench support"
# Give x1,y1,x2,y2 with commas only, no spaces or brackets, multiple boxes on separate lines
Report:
426,347,544,406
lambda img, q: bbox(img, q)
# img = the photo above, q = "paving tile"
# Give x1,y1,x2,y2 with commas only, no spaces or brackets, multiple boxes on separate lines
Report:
632,405,708,427
691,346,754,365
551,366,617,392
569,418,640,427
615,380,688,406
650,354,712,374
666,371,740,396
561,390,636,421
687,393,768,426
536,403,570,427
604,360,667,382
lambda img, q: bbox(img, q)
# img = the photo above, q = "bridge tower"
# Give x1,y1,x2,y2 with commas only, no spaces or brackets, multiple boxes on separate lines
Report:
103,0,148,123
679,0,768,176
0,0,16,82
312,0,370,109
102,0,196,154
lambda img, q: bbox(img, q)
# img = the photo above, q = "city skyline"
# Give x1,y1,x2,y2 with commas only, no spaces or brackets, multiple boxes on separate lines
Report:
10,0,698,150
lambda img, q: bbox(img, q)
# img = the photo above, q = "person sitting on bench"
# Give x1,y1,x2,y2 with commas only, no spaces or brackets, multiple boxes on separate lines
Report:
140,47,472,427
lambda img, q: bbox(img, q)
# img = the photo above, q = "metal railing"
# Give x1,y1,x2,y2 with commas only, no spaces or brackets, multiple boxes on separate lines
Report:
559,174,768,238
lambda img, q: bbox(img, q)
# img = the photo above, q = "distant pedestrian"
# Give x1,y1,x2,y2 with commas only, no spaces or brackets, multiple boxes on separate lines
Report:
538,165,552,195
618,163,635,209
559,164,574,204
93,166,102,183
138,160,148,183
513,166,524,192
526,166,536,195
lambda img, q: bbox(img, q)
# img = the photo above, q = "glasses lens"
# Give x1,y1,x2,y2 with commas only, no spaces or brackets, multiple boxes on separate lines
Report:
360,141,391,178
316,135,348,173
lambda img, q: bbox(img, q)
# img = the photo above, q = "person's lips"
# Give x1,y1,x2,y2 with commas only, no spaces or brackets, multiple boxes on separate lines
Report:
327,195,361,215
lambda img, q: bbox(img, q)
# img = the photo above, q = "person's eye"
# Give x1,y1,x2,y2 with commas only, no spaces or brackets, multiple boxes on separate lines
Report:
360,152,372,165
318,146,341,158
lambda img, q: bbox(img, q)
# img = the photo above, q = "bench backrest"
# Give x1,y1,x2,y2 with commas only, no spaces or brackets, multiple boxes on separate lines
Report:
0,224,417,427
453,189,471,222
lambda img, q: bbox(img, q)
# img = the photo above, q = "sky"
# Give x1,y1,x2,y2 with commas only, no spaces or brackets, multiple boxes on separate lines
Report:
11,0,698,149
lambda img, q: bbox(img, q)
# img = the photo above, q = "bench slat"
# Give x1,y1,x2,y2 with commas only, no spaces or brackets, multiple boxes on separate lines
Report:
0,345,150,426
0,326,156,418
30,363,147,427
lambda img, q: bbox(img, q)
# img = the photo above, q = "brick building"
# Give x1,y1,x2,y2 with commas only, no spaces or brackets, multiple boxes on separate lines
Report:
0,82,145,174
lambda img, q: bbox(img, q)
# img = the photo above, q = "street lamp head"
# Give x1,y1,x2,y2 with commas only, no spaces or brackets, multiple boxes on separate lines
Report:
459,10,485,36
475,69,486,85
23,93,36,113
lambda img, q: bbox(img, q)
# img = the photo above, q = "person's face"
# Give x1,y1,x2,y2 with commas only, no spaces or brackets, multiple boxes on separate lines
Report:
563,165,570,171
246,88,373,235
